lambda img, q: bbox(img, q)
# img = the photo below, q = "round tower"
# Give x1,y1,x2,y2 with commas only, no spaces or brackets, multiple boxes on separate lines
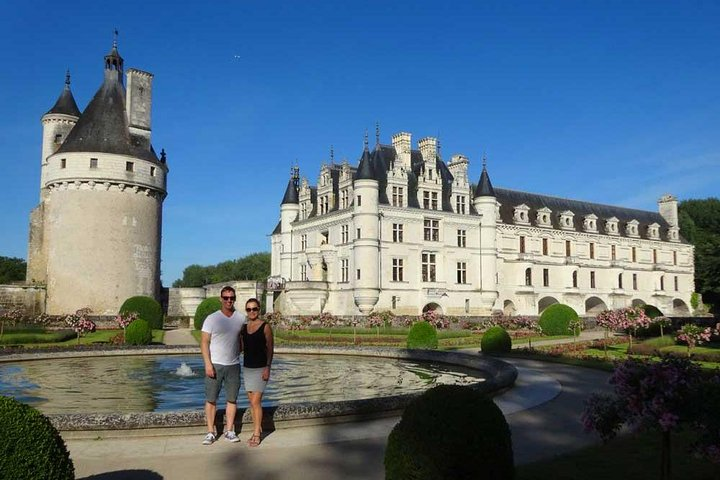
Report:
279,167,300,281
39,39,167,315
473,159,499,312
352,142,380,314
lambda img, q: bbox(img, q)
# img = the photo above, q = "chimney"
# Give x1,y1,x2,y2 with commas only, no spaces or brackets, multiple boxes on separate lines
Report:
418,137,437,163
658,194,678,227
391,132,412,169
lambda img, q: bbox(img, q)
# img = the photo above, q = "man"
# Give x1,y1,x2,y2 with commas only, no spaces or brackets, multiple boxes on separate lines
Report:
200,286,246,445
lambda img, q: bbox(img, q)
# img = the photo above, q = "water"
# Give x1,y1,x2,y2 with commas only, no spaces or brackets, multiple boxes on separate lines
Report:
0,354,486,414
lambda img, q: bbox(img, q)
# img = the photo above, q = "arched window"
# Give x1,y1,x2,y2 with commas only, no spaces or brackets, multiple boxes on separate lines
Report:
525,268,532,286
618,273,623,289
572,271,578,288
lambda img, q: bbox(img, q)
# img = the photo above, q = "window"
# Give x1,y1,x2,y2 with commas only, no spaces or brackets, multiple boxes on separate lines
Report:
542,238,549,256
456,196,466,214
673,251,677,266
341,190,349,209
392,223,403,243
543,268,549,287
633,273,638,290
632,246,637,262
431,192,438,210
392,296,398,309
572,271,578,288
423,191,430,209
300,234,307,250
392,258,404,282
457,229,466,248
457,262,467,284
421,253,436,282
60,158,66,169
357,195,362,206
150,166,156,177
319,196,329,214
660,276,664,290
653,249,658,264
525,268,532,286
465,299,470,313
618,273,623,289
566,240,571,257
423,219,439,241
356,228,361,239
341,259,349,282
126,161,134,172
519,236,526,254
611,245,616,261
589,243,595,259
674,276,679,291
300,264,307,281
392,186,404,207
341,225,349,243
90,158,98,169
590,271,596,289
356,269,361,280
54,134,62,144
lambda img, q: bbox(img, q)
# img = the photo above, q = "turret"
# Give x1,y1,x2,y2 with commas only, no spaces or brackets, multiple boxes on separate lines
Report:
352,138,380,314
280,167,300,280
472,159,498,312
104,30,124,84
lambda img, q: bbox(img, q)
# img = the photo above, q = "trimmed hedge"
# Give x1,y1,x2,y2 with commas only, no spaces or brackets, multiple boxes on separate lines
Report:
406,321,439,349
194,297,222,330
481,326,512,354
125,318,153,345
0,396,74,480
539,303,578,336
120,296,164,330
385,384,514,479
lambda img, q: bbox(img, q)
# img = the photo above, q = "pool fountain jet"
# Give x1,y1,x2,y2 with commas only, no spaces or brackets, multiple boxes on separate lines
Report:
175,362,195,377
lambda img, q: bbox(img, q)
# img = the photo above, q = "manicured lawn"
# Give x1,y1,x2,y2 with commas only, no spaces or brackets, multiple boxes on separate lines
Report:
516,428,720,480
0,329,164,347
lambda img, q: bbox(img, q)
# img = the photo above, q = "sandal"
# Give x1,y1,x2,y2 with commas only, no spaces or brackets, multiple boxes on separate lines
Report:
248,433,262,447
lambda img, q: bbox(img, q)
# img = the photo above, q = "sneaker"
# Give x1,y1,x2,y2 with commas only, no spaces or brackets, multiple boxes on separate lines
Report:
202,432,216,445
224,431,240,443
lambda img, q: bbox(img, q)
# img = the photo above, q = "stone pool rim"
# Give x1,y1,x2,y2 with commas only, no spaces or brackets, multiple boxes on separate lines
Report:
1,345,517,433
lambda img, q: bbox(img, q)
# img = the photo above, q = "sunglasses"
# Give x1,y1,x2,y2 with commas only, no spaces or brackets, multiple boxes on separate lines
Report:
221,296,236,301
245,307,260,312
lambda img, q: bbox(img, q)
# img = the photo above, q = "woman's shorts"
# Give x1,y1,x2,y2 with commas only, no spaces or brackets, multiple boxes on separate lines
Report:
243,367,268,393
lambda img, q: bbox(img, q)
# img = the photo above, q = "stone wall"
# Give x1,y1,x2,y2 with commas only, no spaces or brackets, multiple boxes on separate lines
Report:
167,281,262,320
0,284,46,315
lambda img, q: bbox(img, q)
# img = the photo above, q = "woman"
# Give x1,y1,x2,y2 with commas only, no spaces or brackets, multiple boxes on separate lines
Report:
240,298,274,447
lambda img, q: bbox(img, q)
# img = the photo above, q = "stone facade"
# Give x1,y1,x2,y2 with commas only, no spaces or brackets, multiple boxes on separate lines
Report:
168,281,262,319
270,131,694,318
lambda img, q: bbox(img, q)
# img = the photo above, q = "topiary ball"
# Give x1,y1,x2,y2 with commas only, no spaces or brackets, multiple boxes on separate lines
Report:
539,304,578,336
385,384,514,480
194,297,222,330
406,321,439,349
125,318,153,345
120,296,164,330
0,396,75,480
481,326,512,354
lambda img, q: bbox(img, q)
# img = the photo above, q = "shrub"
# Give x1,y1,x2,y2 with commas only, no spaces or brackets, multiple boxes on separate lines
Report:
194,297,222,330
124,318,153,345
635,305,666,337
0,396,74,479
120,296,163,330
406,321,438,349
539,304,578,336
385,384,514,479
481,326,512,354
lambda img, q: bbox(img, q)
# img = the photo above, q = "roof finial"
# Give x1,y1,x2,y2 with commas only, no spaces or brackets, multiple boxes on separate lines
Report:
375,121,380,145
160,148,167,163
364,129,369,149
113,28,119,48
437,137,442,156
65,69,71,86
482,151,487,168
330,145,334,163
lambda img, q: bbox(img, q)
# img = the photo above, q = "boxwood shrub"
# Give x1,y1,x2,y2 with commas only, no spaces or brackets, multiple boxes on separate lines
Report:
538,304,578,336
120,296,164,330
194,297,222,330
125,318,153,345
406,321,438,349
481,326,512,354
0,396,74,480
385,384,514,479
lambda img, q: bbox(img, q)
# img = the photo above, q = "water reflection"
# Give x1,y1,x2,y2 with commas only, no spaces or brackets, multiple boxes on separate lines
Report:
0,354,485,414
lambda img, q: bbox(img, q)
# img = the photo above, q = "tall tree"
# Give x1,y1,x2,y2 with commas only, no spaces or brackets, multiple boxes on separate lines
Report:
0,256,26,284
173,252,270,287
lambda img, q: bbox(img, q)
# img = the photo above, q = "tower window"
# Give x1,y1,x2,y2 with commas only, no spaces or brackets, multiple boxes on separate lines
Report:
54,134,62,144
90,158,98,169
357,195,362,206
632,246,637,262
126,161,134,172
589,243,595,259
60,158,66,169
653,249,658,264
150,166,156,177
566,240,572,257
542,238,549,255
356,269,361,280
519,236,526,254
611,245,616,261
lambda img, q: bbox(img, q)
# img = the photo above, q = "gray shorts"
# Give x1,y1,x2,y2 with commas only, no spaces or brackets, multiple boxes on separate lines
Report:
205,363,241,404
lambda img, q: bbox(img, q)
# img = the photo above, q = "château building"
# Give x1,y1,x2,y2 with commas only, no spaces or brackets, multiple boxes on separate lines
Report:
269,131,694,318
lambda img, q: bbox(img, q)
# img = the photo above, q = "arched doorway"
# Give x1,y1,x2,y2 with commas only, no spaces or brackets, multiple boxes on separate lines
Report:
538,296,559,314
585,296,607,314
503,300,516,316
422,303,443,315
631,299,646,308
672,299,690,316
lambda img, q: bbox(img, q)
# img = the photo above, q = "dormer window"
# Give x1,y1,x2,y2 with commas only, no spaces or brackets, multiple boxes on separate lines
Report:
647,222,660,240
536,207,552,228
513,204,530,225
559,210,575,231
605,217,619,235
668,227,680,242
626,219,640,238
583,214,598,233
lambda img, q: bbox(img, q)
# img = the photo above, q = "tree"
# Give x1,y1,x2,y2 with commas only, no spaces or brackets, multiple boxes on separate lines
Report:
173,252,271,287
0,256,26,284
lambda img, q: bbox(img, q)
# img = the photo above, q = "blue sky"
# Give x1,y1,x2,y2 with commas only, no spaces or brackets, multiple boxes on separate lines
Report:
1,0,718,285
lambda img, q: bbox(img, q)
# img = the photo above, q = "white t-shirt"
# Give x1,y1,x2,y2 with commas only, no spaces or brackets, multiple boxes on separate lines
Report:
201,309,246,366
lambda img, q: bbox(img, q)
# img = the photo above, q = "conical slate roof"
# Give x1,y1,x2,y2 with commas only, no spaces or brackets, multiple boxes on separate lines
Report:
355,146,375,180
474,165,495,197
281,176,299,204
46,74,81,117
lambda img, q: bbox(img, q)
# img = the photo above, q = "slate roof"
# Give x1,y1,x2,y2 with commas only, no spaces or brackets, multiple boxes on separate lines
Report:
281,176,299,204
475,166,495,197
46,78,81,117
56,70,160,163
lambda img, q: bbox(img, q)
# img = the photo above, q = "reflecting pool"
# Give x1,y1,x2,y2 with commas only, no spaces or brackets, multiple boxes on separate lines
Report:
0,354,486,414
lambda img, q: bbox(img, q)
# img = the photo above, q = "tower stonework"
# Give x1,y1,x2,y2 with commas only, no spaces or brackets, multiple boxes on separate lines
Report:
27,40,167,315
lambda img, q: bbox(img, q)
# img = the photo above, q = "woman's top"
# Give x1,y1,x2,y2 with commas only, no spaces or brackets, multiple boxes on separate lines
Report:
241,321,268,368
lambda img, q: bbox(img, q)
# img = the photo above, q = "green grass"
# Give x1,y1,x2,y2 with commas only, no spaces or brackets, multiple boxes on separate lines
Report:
517,428,720,480
1,329,164,347
0,330,76,345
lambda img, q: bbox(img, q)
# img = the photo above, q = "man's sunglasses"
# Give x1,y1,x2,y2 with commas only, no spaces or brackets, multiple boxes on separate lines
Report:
245,307,260,312
221,296,236,301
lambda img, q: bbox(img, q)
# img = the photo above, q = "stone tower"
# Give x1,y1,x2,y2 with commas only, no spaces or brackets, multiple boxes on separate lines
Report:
278,167,300,281
352,141,380,314
26,37,168,315
473,161,499,311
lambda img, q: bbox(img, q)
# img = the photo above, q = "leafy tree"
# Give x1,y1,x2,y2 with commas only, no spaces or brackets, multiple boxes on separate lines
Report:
0,256,26,284
173,252,270,287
